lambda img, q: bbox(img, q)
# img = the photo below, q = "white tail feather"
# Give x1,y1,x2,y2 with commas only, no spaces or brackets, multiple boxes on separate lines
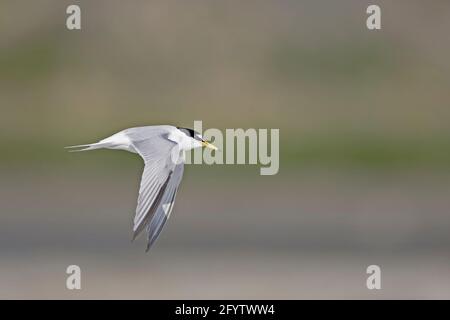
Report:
64,142,111,152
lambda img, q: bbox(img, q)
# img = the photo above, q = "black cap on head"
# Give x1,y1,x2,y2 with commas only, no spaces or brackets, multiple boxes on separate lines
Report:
177,127,202,141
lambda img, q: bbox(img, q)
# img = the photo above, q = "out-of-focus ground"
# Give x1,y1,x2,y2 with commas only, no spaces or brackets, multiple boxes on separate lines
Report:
1,0,450,298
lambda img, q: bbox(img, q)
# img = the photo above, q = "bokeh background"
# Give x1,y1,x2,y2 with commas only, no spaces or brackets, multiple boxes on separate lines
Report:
1,0,450,299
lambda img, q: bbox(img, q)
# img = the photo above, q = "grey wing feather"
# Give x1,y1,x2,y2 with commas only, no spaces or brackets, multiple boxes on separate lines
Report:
145,163,184,251
128,129,185,249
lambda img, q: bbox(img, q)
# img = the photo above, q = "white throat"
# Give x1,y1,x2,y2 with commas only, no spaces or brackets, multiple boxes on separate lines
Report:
168,128,203,151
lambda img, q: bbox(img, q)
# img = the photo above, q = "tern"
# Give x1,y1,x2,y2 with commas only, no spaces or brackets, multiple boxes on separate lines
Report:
66,125,218,251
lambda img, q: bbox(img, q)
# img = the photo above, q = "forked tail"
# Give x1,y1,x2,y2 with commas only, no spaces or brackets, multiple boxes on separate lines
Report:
64,142,112,152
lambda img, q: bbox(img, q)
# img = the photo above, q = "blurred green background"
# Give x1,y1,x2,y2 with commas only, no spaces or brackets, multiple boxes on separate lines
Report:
0,0,449,299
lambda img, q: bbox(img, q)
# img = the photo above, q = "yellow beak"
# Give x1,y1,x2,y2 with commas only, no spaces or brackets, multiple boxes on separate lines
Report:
202,140,218,151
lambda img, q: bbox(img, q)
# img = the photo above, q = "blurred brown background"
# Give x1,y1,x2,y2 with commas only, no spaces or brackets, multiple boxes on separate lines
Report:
0,0,449,299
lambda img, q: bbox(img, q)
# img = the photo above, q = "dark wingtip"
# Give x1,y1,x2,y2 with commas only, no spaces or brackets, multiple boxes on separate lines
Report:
145,237,158,252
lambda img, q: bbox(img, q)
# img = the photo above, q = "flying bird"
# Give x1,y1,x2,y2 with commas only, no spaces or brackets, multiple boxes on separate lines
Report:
66,125,218,251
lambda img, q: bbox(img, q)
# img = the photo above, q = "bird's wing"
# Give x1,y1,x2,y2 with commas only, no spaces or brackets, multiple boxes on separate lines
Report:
145,163,184,251
130,133,185,246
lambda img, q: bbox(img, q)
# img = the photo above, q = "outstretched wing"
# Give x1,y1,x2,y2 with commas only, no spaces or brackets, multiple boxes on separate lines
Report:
145,163,184,251
129,131,185,249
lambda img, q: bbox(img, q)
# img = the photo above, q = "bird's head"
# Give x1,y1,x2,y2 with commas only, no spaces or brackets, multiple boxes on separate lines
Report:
177,127,218,150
